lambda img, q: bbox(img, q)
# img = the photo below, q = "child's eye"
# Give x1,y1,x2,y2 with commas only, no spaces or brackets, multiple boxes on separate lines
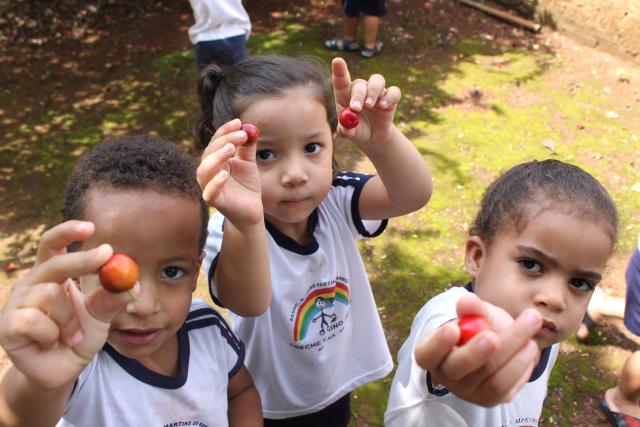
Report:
304,143,321,154
256,149,274,161
570,278,595,292
519,259,542,273
161,266,185,279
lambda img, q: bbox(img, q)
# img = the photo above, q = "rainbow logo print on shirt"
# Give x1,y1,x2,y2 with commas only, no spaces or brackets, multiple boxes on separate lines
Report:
292,281,350,341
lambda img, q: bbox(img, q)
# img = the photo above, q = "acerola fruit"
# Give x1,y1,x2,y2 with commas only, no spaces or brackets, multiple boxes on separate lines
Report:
241,123,260,144
457,315,490,346
338,107,360,129
99,253,139,293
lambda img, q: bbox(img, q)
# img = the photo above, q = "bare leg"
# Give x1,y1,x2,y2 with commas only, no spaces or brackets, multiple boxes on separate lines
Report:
576,287,626,340
362,15,381,49
343,15,359,40
605,351,640,417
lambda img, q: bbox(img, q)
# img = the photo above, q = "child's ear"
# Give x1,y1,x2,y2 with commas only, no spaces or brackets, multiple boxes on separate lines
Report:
198,250,205,266
464,235,486,279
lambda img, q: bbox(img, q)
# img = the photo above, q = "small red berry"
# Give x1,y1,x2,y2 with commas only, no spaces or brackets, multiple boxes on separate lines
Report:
99,254,139,293
338,108,360,129
241,123,260,144
457,315,490,346
4,262,16,273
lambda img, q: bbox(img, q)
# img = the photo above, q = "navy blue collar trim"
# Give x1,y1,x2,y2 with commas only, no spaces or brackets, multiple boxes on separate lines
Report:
265,209,319,255
103,325,189,389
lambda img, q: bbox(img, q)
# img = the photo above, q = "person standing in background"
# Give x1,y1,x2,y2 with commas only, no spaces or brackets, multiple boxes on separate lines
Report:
188,0,251,71
325,0,386,58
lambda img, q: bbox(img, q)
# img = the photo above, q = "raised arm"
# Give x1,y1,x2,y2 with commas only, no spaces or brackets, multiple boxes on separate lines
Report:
331,58,432,220
197,119,271,316
0,221,132,426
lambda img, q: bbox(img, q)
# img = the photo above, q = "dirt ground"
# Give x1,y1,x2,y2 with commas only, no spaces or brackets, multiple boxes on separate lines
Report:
1,0,640,424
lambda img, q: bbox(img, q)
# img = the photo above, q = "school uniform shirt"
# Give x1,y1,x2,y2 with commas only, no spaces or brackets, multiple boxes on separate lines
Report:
385,287,559,427
57,300,243,427
205,172,394,419
188,0,251,44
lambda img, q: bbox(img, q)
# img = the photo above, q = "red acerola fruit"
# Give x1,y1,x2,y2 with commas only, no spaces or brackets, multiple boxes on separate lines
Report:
99,253,139,293
457,315,490,346
338,107,360,129
241,123,260,144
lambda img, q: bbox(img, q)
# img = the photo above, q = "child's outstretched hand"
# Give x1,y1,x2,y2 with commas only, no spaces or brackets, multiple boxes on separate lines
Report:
331,57,400,146
0,221,134,390
197,118,263,227
414,294,542,407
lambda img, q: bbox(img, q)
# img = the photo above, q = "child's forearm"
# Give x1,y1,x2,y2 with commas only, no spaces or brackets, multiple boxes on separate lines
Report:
227,383,263,427
215,221,271,317
0,366,72,427
360,126,432,219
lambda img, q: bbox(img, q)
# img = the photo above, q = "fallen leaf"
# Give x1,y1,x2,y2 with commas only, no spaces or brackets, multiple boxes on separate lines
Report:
541,139,557,152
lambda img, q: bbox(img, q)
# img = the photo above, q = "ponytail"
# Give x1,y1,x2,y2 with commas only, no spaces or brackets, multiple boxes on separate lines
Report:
195,64,226,150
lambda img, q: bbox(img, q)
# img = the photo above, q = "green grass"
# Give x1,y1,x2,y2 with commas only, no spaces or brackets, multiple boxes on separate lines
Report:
1,8,639,425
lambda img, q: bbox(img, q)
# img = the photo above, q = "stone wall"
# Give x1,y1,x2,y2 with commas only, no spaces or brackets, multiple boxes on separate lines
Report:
493,0,640,63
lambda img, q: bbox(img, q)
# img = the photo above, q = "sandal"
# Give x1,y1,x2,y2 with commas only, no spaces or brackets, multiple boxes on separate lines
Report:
325,36,360,52
360,42,383,59
600,399,640,427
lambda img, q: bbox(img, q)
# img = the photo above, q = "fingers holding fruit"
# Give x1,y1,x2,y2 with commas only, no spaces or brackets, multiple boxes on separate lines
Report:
36,220,95,265
331,57,400,141
0,243,113,352
197,118,262,209
0,281,79,352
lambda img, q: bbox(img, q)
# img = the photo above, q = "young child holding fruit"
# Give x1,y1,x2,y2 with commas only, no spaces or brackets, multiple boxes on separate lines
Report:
385,159,619,426
194,54,433,424
0,135,263,426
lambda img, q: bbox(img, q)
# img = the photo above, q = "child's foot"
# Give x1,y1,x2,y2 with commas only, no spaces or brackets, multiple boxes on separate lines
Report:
601,387,640,425
325,36,360,52
360,42,383,59
576,287,606,342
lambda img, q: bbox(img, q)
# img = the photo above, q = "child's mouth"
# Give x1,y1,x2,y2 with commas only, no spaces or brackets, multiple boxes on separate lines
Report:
118,329,160,346
540,319,557,333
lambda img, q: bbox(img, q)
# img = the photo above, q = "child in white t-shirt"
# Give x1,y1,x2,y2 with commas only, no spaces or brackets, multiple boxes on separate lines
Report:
385,159,619,426
0,136,262,426
193,54,433,425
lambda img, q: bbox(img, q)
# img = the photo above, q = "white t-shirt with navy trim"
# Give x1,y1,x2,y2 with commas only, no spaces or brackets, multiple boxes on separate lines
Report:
188,0,251,45
57,300,244,427
204,172,394,419
385,286,559,427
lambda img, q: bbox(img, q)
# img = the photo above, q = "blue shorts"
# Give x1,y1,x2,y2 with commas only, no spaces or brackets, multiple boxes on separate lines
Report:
624,248,640,336
194,34,248,71
342,0,387,17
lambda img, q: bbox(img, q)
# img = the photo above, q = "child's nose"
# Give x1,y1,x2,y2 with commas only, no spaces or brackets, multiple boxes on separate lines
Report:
281,157,308,187
126,275,161,316
533,279,566,313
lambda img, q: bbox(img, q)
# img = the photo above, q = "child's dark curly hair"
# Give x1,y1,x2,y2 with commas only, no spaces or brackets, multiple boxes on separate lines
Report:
471,159,618,248
63,135,209,251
